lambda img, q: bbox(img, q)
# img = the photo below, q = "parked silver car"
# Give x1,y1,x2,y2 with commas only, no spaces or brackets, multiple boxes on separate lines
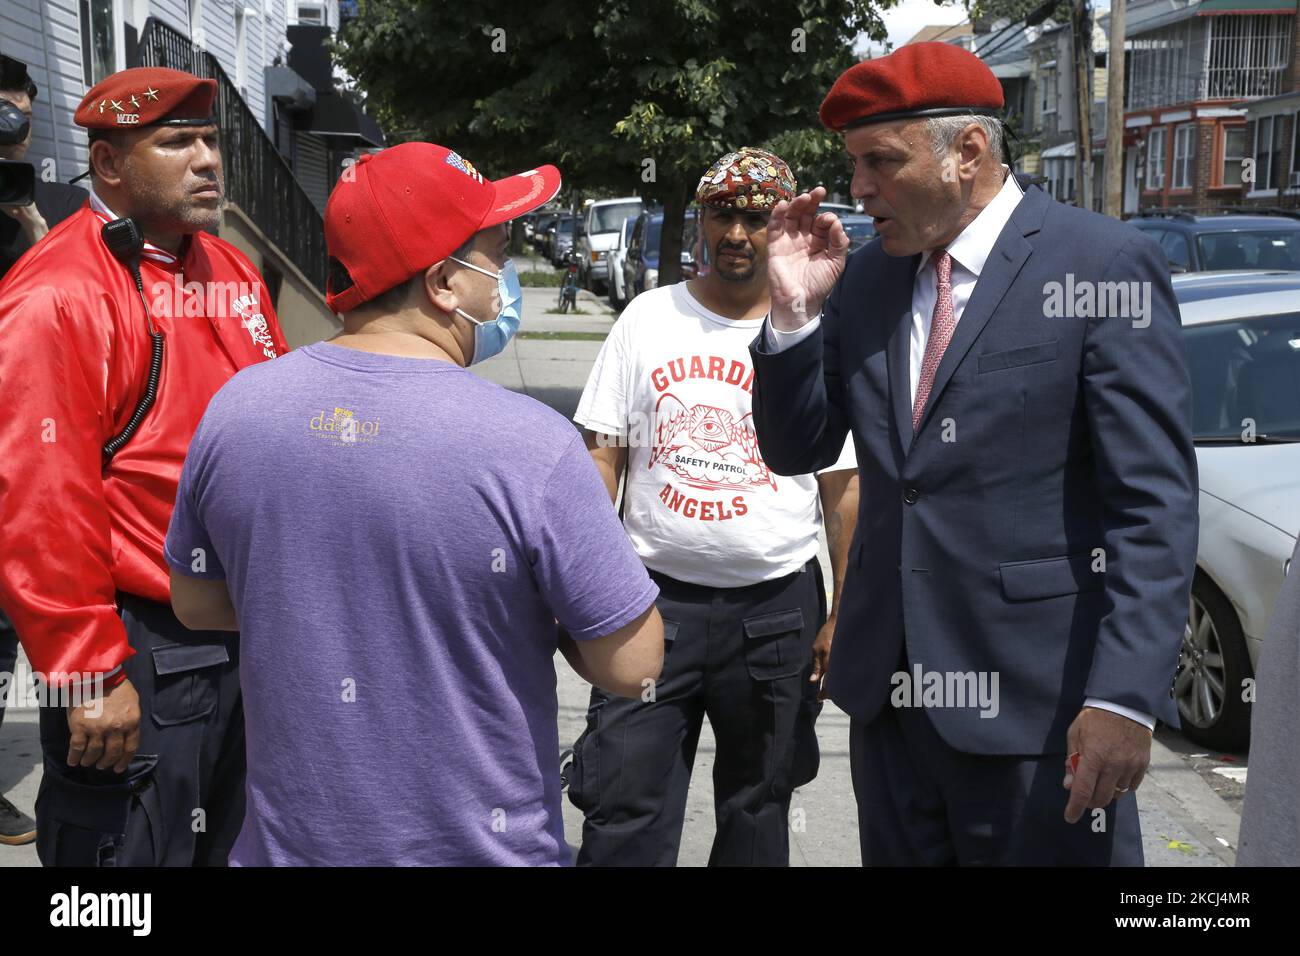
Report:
605,215,637,310
1173,270,1300,749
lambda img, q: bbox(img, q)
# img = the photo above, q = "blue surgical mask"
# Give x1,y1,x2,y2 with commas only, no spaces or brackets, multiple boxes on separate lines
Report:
449,256,522,365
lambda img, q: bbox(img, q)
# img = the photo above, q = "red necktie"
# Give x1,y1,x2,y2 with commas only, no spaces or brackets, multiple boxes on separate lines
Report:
912,250,954,431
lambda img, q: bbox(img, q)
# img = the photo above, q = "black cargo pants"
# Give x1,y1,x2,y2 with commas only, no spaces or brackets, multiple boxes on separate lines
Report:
35,593,245,866
568,559,825,866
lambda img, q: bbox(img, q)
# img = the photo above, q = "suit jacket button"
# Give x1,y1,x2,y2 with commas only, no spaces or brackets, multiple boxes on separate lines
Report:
904,488,920,505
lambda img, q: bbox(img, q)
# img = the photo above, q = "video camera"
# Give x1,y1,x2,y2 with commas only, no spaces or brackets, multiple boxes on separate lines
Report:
0,98,34,208
0,52,36,208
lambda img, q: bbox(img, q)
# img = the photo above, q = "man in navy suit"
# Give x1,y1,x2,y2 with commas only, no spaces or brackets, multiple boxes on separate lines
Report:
748,43,1198,865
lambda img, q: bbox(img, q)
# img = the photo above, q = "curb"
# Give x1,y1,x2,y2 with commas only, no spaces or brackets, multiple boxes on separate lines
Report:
1143,736,1242,865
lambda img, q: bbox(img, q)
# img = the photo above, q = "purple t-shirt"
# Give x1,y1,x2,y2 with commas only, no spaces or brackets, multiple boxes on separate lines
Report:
165,342,658,866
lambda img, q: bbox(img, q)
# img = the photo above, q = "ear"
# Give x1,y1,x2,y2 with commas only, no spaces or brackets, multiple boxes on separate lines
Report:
89,137,126,188
959,123,990,177
422,259,460,316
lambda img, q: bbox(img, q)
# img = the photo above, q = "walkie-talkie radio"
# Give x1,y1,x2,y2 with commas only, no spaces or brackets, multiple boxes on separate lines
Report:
101,217,165,462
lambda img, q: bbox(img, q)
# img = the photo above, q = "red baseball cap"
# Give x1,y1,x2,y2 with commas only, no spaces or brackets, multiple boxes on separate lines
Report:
324,142,561,313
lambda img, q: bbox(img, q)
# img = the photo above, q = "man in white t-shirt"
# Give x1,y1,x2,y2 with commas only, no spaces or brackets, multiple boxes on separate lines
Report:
568,148,859,866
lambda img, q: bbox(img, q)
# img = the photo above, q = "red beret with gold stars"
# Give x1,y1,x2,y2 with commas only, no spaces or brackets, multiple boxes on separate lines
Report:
73,67,217,130
819,42,1004,132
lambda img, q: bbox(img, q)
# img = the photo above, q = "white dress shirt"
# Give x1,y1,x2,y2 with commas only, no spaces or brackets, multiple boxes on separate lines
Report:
762,169,1155,732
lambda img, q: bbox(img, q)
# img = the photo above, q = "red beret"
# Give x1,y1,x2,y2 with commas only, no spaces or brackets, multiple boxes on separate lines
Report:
74,67,216,131
820,42,1004,132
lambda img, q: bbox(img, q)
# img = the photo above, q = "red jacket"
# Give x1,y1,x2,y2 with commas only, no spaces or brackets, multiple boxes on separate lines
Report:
0,196,289,683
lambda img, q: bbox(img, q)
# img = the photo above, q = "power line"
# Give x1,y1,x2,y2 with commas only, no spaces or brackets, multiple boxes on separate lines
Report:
977,0,1067,61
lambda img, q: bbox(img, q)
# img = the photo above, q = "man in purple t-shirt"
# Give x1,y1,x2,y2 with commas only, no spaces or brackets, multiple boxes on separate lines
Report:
164,143,663,866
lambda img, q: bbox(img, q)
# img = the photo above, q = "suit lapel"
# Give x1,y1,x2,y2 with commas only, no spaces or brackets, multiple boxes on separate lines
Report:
913,186,1049,436
884,253,922,455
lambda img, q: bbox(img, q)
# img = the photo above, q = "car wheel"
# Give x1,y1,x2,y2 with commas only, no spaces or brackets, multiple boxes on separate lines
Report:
1173,573,1253,750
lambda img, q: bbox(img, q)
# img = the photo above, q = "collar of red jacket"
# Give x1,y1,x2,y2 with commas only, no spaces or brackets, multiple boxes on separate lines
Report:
88,188,183,267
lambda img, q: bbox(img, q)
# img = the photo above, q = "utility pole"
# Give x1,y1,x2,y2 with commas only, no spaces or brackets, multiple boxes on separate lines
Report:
1072,0,1093,211
1104,0,1127,217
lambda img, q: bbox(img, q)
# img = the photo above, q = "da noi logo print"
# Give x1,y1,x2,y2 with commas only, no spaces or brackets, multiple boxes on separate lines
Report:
309,407,381,446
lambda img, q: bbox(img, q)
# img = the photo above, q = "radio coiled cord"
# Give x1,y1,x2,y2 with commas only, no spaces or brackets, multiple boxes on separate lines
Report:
102,268,165,463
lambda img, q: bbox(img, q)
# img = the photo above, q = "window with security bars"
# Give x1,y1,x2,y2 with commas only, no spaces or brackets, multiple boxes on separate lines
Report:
1127,19,1206,110
1128,15,1292,110
1205,15,1292,100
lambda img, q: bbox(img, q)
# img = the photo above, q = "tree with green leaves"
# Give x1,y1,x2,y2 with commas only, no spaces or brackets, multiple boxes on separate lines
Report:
335,0,896,284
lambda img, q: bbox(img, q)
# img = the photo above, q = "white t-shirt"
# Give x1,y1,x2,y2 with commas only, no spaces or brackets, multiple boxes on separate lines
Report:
575,282,855,588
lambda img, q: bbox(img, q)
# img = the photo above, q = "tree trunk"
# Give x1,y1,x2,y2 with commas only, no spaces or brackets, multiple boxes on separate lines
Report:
657,182,688,287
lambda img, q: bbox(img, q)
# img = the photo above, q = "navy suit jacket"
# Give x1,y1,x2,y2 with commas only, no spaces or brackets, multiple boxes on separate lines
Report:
749,185,1199,755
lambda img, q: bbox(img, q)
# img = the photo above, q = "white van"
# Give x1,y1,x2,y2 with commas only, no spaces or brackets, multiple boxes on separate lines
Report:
577,197,643,294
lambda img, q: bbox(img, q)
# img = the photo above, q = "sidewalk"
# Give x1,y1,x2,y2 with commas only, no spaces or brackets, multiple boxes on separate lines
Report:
471,285,618,423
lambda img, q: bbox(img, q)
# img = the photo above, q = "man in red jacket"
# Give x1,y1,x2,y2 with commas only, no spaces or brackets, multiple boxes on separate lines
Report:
0,66,288,865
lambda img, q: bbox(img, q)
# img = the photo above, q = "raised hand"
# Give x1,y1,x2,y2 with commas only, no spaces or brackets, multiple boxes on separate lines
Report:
766,185,850,331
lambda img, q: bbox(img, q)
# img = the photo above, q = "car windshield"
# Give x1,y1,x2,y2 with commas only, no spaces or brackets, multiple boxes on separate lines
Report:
1195,231,1300,271
557,219,575,235
1183,311,1300,442
592,202,641,234
842,221,876,241
643,214,696,257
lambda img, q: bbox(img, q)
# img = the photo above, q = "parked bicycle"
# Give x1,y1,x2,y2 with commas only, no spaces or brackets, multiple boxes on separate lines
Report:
558,253,579,313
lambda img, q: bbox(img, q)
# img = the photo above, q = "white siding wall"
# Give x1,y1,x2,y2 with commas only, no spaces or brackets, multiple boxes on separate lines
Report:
148,0,188,33
188,0,285,131
2,0,89,180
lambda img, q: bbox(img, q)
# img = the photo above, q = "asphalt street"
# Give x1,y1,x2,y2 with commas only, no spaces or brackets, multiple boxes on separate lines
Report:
0,269,1248,867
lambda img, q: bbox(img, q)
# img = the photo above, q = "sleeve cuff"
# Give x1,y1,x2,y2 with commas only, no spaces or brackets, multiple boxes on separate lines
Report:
763,311,821,352
564,579,660,643
1084,697,1155,731
163,541,226,581
572,415,626,441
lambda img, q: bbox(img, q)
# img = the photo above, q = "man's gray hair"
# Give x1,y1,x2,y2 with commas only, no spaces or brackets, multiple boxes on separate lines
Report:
925,114,1003,166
